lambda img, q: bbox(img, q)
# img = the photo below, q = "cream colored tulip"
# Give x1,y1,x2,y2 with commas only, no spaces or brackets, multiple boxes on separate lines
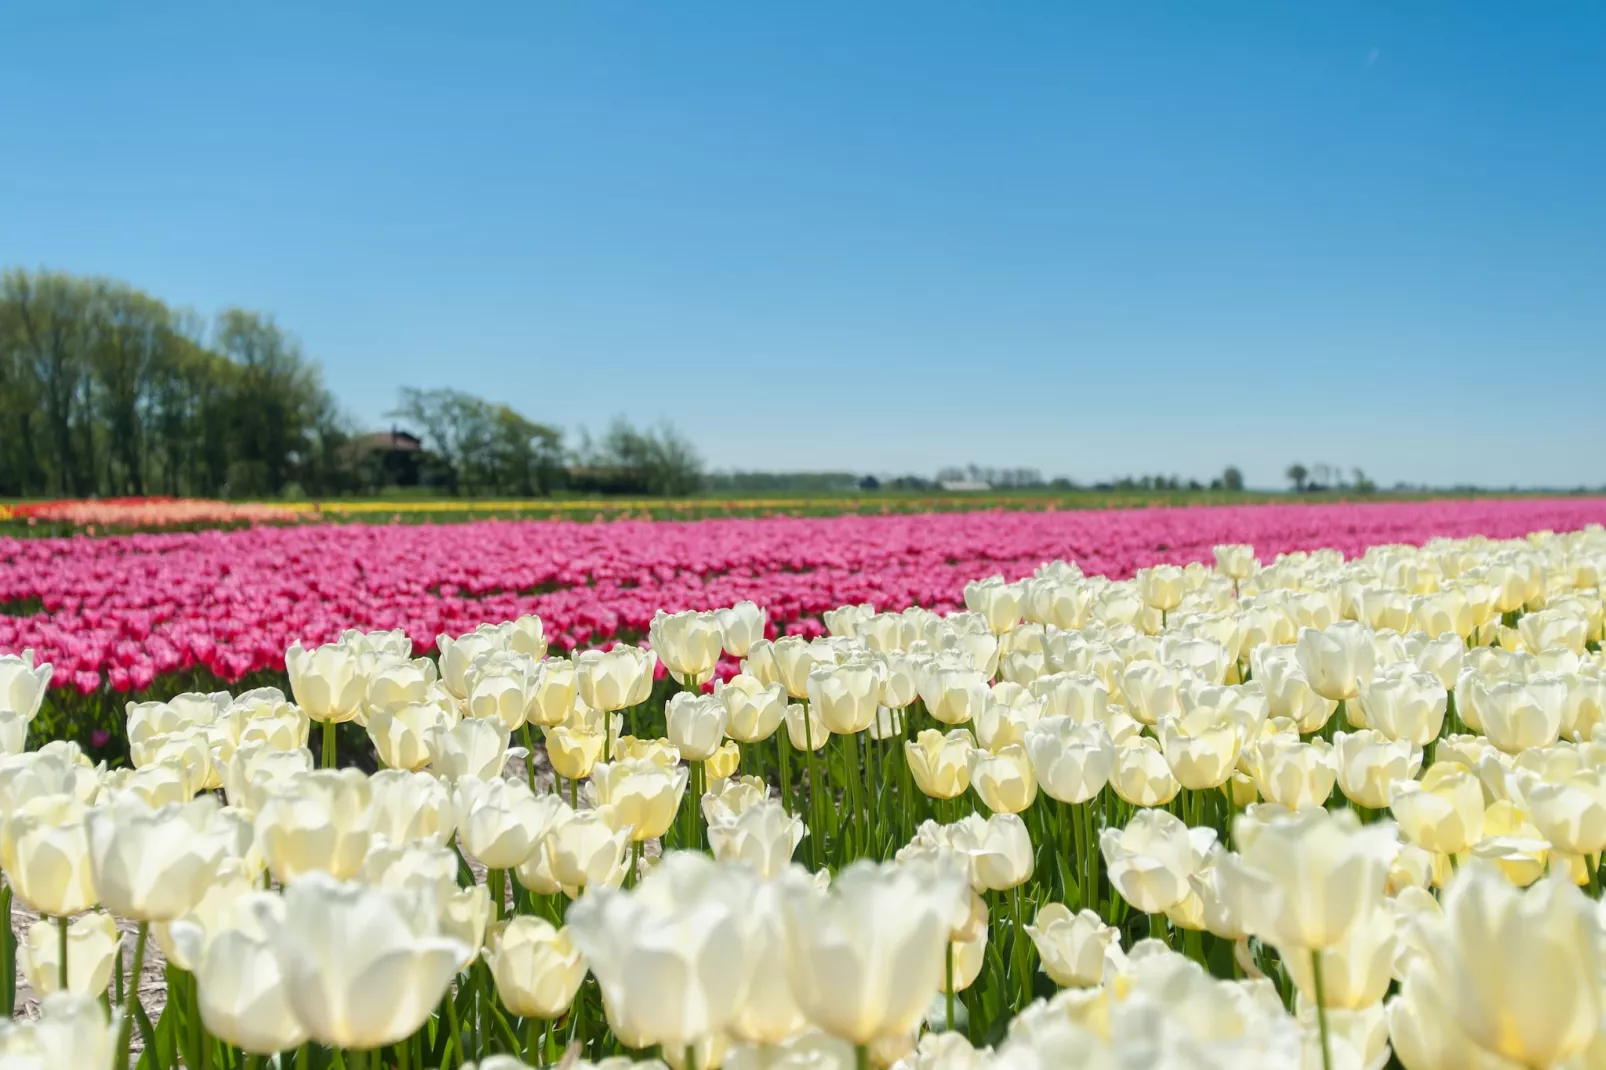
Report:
708,798,805,879
1214,544,1258,581
741,638,781,689
1357,664,1448,746
1354,586,1411,633
1295,621,1377,702
1282,901,1396,1010
222,742,315,814
948,811,1034,892
285,640,367,724
359,841,459,903
167,893,309,1055
1247,737,1336,810
1109,736,1181,807
917,665,988,730
103,760,194,809
1476,674,1567,754
436,625,509,699
716,674,786,743
783,702,828,753
651,610,725,687
1,794,96,916
716,601,766,659
543,804,631,891
1156,708,1240,791
426,716,512,781
1098,808,1214,914
1135,565,1185,612
781,859,966,1046
1518,608,1589,656
1028,672,1108,724
1025,904,1118,987
236,703,313,752
586,759,689,842
1334,730,1421,810
666,691,728,761
974,693,1043,752
86,793,225,921
523,656,576,728
1386,964,1521,1070
567,852,759,1049
1025,718,1112,805
771,636,829,699
905,728,973,800
576,644,658,712
1251,646,1339,734
1390,763,1486,855
700,775,768,825
807,661,883,735
543,724,605,781
363,656,439,715
1118,659,1185,726
464,652,543,732
726,881,807,1045
1521,768,1606,855
485,916,587,1019
255,768,373,883
963,577,1024,634
21,913,118,997
1471,799,1550,887
1218,806,1392,950
256,873,468,1050
0,650,52,721
966,744,1037,814
368,701,448,771
1421,861,1603,1068
455,777,568,869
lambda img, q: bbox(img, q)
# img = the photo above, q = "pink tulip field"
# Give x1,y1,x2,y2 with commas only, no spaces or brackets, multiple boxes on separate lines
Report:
4,498,1603,705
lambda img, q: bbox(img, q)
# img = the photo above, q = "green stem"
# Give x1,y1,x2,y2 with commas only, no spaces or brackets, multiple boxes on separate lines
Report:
245,1055,263,1070
322,718,337,768
1011,885,1029,1010
1312,948,1333,1070
685,1043,699,1070
777,728,791,813
945,940,955,1031
488,869,504,924
520,725,540,793
444,982,463,1068
1149,912,1167,945
1589,854,1601,899
115,921,149,1070
570,775,578,809
855,1045,871,1070
629,838,641,888
56,915,67,992
803,721,821,865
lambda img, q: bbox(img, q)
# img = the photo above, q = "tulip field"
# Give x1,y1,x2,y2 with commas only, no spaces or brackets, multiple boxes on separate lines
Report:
3,500,1606,1069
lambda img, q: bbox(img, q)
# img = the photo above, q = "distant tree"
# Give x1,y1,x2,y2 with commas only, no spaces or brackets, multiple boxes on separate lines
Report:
1222,466,1245,492
1286,464,1310,492
858,475,881,491
1352,467,1376,494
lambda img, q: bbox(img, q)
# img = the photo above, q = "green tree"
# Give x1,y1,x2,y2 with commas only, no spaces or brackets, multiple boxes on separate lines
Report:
1286,463,1309,492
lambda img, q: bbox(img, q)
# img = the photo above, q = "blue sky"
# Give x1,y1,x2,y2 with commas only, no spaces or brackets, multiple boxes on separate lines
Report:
4,3,1603,489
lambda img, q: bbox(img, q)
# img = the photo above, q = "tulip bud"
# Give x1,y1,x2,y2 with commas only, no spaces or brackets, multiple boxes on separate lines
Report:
807,661,883,736
1476,673,1567,754
1,794,96,916
576,645,658,712
650,610,725,687
86,794,226,921
1418,861,1603,1067
905,729,973,800
1156,708,1240,791
780,859,966,1046
717,601,767,659
368,702,448,771
1024,718,1112,805
427,717,513,781
666,692,728,762
540,804,629,893
21,913,119,997
285,641,367,724
1099,809,1214,914
701,775,768,824
464,652,543,732
455,778,568,869
256,768,374,882
1295,622,1377,702
1213,544,1257,581
918,665,990,727
1356,665,1447,746
586,759,689,843
1109,737,1181,808
1135,565,1185,612
1246,737,1336,811
949,811,1034,892
962,577,1024,635
1024,904,1118,987
255,873,468,1050
966,744,1037,814
708,798,806,879
1333,730,1421,810
543,724,605,781
364,656,439,716
485,917,587,1019
782,702,828,753
716,675,786,744
0,650,52,722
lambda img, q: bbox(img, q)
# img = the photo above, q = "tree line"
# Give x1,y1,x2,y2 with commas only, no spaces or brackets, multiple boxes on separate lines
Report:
0,268,703,499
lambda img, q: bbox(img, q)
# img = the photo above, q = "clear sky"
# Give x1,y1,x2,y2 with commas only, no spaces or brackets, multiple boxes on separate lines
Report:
4,3,1603,489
